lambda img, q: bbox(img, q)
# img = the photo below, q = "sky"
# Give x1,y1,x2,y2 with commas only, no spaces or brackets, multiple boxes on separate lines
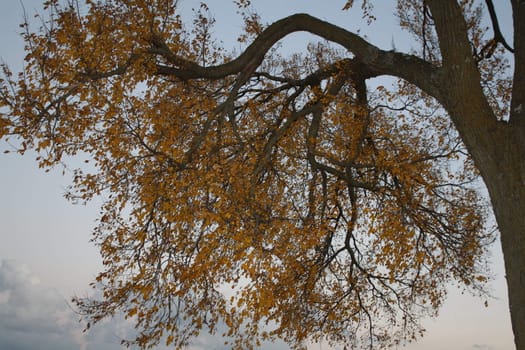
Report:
0,0,516,349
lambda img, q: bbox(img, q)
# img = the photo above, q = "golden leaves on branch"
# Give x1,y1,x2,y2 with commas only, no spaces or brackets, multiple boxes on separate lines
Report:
1,1,493,349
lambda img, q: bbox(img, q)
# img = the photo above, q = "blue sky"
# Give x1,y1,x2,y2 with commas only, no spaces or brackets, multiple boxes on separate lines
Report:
0,1,516,349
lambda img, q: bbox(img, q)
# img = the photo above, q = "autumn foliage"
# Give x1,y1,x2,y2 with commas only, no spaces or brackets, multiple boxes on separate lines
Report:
2,0,513,349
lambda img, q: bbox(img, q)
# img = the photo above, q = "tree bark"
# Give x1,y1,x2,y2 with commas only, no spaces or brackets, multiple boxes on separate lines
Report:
507,2,525,344
487,137,525,350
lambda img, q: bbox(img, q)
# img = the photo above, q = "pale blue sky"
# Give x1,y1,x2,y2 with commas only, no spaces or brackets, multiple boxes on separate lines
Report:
0,1,516,349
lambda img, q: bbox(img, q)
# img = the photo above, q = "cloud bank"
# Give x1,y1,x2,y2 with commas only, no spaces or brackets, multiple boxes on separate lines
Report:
0,259,141,350
0,259,84,350
0,259,290,350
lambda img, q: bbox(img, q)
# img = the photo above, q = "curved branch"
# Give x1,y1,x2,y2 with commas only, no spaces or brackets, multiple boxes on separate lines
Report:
152,14,443,101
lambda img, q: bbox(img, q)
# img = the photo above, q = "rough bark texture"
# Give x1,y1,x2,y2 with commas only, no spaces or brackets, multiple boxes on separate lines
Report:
490,141,525,350
507,3,525,346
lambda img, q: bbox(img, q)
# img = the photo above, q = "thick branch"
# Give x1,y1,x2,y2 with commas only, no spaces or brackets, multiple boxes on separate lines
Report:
426,0,504,163
152,14,443,102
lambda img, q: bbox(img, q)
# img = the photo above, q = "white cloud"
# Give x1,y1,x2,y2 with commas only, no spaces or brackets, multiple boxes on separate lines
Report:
0,259,135,350
0,259,291,350
0,259,81,350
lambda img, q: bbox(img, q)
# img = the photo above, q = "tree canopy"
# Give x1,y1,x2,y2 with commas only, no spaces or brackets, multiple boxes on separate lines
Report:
1,0,522,349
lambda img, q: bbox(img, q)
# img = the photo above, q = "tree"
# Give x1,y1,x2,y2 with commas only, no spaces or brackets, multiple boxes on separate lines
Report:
0,0,522,349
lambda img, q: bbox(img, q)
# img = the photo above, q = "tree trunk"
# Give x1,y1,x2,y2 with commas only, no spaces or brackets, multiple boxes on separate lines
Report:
451,110,525,350
495,186,525,350
505,1,525,346
483,128,525,350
